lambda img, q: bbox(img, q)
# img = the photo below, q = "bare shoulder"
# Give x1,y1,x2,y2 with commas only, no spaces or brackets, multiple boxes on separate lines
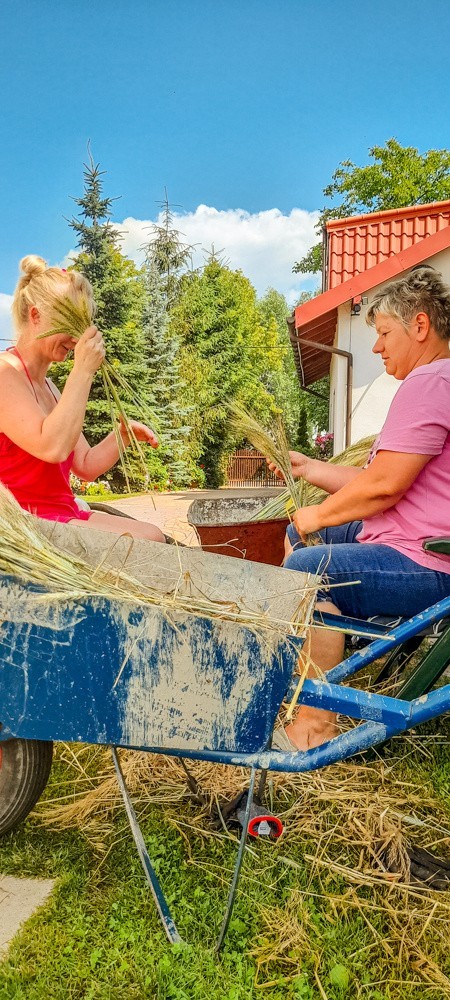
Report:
0,352,31,398
0,351,22,379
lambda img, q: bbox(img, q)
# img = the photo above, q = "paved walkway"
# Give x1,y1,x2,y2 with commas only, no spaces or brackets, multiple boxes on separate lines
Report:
100,487,281,545
0,875,54,956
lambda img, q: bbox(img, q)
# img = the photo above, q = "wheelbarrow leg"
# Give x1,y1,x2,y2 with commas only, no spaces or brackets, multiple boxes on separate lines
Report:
111,747,183,945
216,767,256,952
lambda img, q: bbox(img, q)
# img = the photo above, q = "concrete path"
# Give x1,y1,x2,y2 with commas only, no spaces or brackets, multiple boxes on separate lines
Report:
0,875,54,956
100,486,280,545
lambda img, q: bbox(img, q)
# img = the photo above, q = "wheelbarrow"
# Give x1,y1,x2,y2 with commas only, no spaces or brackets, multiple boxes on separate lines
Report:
1,518,450,948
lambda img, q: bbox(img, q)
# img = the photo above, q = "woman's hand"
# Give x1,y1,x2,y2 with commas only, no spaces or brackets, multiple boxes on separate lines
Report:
73,327,105,376
292,505,322,544
267,450,312,482
119,417,159,449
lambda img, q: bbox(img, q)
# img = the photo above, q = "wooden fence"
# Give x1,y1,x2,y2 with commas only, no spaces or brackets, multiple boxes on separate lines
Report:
226,449,283,488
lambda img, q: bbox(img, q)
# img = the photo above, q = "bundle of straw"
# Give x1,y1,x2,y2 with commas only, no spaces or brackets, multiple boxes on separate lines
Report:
227,402,308,510
0,482,310,636
38,296,160,489
251,435,376,521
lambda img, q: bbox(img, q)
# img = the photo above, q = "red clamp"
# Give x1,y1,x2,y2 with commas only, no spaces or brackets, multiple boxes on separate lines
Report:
248,814,284,839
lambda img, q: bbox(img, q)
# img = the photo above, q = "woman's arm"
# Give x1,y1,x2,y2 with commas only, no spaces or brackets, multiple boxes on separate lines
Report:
292,450,432,542
268,451,362,493
0,328,104,463
71,419,159,480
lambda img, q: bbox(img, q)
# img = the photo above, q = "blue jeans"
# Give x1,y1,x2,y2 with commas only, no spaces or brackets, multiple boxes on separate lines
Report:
285,522,450,619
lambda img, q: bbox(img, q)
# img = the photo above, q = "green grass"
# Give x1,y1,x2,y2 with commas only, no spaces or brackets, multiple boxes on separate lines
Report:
1,724,450,1000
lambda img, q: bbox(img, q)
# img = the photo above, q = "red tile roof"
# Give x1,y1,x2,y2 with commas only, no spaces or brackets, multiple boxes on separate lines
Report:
291,208,450,388
326,200,450,288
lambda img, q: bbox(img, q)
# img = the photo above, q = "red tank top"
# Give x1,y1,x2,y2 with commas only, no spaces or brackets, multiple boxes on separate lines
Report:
0,348,92,523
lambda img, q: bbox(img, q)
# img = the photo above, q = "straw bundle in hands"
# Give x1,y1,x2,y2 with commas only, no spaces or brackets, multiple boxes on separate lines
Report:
251,434,377,522
39,295,160,489
227,402,309,509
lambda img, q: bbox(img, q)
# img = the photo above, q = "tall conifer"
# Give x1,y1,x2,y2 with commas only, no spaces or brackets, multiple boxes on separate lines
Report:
54,151,154,488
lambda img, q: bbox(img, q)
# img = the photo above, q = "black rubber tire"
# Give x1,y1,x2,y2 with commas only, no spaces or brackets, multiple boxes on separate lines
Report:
0,737,53,836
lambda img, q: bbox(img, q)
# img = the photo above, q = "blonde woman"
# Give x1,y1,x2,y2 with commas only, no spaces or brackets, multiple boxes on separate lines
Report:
0,255,165,542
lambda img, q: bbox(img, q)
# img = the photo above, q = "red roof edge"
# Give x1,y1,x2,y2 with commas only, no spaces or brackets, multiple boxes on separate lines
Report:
294,225,450,330
325,199,450,231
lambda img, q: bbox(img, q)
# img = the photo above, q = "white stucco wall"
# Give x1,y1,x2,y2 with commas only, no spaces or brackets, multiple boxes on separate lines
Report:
331,246,450,453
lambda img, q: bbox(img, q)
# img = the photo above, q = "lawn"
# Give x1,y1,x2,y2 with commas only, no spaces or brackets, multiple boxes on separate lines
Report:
1,720,450,1000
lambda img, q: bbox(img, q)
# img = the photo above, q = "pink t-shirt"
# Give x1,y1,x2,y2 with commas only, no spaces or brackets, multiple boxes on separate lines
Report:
357,359,450,574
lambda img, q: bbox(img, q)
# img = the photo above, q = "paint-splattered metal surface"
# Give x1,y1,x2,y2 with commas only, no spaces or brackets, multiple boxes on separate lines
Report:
0,522,313,753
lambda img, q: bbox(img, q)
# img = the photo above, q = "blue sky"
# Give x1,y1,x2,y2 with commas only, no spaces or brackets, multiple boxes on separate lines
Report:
1,0,450,329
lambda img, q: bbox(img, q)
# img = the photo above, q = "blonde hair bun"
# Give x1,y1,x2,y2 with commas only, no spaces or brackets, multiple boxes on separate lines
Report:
12,254,94,331
19,255,48,279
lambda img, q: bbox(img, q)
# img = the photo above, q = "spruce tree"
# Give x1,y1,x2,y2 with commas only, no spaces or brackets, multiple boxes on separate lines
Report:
142,192,194,310
53,151,155,489
142,260,192,485
294,402,312,454
140,193,197,485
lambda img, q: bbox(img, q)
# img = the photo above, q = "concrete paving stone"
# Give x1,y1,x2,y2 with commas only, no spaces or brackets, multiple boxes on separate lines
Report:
0,875,55,956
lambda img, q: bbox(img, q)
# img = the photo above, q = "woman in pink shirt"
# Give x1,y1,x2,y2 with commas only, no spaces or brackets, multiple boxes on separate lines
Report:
270,266,450,751
0,255,165,542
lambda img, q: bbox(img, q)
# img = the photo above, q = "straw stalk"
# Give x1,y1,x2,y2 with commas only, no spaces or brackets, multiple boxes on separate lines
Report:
0,480,314,637
227,402,309,508
38,295,160,489
251,435,377,521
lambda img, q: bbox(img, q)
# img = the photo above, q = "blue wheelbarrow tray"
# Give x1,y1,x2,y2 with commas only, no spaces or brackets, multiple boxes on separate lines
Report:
0,519,315,756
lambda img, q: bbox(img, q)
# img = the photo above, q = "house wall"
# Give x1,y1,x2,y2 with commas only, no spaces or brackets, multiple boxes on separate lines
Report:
331,246,450,453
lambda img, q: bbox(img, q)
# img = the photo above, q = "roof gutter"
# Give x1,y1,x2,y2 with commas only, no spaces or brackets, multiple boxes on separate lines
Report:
287,316,353,448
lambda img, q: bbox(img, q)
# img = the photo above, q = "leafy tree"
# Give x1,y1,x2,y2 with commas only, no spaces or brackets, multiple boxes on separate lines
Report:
294,138,450,275
257,288,330,439
257,288,303,443
172,258,281,487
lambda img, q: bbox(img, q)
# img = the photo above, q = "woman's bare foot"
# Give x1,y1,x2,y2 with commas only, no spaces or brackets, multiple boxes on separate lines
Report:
284,705,338,751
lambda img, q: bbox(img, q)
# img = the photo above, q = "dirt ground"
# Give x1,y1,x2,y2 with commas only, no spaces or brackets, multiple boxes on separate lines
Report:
102,486,281,545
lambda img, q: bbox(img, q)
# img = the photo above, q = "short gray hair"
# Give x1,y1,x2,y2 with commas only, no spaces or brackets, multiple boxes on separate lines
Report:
366,266,450,341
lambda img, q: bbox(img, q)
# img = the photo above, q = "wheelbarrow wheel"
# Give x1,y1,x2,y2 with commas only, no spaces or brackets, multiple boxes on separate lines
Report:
0,737,53,836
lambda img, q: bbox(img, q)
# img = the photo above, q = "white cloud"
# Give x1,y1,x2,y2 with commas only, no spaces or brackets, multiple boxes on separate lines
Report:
117,205,320,304
0,205,320,314
0,294,13,346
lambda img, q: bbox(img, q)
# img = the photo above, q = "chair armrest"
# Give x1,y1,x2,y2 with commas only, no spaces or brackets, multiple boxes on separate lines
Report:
423,537,450,556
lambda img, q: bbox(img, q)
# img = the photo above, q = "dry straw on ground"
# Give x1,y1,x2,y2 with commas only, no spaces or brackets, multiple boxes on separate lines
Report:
38,732,450,996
